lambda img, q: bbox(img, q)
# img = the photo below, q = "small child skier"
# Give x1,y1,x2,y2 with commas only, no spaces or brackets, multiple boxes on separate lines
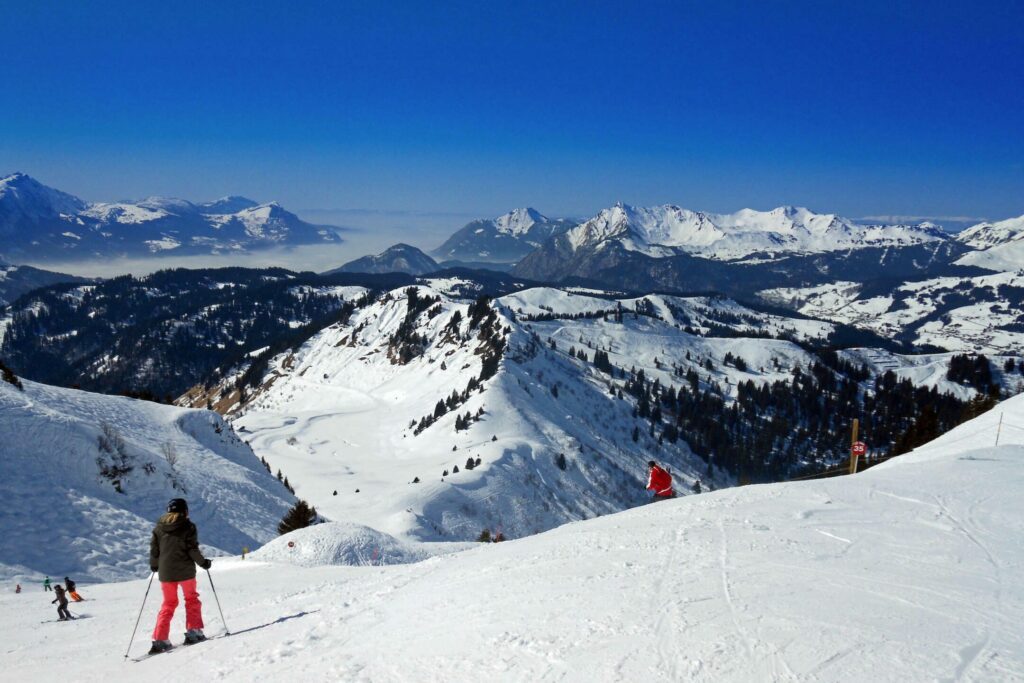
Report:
65,576,84,601
51,584,73,621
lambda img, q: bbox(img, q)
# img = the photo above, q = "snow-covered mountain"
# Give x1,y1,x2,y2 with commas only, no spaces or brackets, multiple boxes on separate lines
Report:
0,375,295,582
432,207,577,263
955,214,1024,271
3,388,1023,680
0,173,86,235
0,173,343,261
327,243,439,275
759,271,1024,355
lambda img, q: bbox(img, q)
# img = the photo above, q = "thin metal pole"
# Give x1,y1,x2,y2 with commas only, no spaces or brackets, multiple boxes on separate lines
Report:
206,568,230,635
123,572,155,660
995,412,1004,447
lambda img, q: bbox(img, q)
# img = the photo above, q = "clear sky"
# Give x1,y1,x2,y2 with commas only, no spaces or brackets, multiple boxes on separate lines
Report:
2,1,1022,224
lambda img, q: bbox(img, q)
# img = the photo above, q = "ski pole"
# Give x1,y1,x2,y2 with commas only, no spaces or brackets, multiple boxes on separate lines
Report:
123,572,155,661
206,568,230,635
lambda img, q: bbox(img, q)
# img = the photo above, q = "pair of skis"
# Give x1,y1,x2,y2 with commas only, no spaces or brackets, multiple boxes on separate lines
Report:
131,633,223,662
39,614,90,624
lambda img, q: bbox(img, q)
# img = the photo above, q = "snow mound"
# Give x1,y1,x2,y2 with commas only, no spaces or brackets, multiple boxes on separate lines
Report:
251,522,454,567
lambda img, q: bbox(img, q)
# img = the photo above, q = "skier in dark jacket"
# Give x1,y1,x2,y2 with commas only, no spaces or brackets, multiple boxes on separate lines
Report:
148,498,212,654
51,584,72,621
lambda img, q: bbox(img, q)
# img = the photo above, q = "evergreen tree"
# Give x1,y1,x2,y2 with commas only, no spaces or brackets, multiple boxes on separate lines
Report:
278,499,317,535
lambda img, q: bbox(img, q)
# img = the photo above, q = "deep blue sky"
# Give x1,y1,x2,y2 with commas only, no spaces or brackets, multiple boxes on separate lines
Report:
2,1,1022,223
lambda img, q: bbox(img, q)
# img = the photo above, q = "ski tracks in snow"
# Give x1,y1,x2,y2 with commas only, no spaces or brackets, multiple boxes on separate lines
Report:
716,517,798,682
650,526,695,680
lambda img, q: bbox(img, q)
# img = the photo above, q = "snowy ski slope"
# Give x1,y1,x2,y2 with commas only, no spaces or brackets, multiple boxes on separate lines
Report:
1,393,1022,681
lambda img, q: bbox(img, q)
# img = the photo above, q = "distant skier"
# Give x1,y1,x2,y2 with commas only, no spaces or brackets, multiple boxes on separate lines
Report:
16,584,21,594
646,461,675,501
51,584,73,621
148,498,212,655
43,576,51,592
65,576,84,601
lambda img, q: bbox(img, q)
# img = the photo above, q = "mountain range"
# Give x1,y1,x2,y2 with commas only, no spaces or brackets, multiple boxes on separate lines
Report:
0,172,343,261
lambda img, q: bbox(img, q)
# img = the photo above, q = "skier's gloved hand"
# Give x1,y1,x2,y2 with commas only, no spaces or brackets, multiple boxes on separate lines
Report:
200,559,212,570
150,566,158,573
646,489,656,499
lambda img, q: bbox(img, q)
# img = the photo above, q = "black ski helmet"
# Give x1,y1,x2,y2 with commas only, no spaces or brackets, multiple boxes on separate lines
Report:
167,498,188,514
647,460,657,468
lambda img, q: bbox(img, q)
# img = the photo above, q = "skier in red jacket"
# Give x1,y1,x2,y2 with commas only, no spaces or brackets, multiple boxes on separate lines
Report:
646,461,675,501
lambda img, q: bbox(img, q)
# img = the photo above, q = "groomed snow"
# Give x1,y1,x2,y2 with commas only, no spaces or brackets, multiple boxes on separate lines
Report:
2,394,1022,681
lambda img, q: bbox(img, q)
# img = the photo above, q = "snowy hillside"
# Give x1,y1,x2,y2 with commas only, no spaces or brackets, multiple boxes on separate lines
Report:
0,378,295,583
839,347,1024,398
2,393,1022,681
560,203,947,261
0,173,343,261
955,214,1024,271
432,207,576,263
182,285,723,543
183,284,852,543
760,271,1024,354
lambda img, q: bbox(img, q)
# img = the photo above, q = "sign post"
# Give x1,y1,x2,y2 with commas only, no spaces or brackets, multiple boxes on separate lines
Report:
849,419,860,474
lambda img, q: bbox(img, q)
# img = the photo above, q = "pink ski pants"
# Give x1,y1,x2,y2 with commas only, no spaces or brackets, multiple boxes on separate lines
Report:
152,578,204,640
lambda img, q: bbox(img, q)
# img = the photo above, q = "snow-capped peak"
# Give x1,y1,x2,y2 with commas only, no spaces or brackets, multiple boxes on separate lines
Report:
956,214,1024,249
201,195,260,214
135,196,199,213
0,172,88,220
953,213,1024,272
494,207,546,236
